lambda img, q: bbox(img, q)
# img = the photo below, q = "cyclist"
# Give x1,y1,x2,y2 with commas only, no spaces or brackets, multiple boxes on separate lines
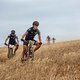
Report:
4,30,19,56
21,21,42,62
52,37,56,43
46,35,51,44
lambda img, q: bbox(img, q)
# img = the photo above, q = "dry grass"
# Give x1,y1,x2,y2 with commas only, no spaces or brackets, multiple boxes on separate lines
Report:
0,40,80,80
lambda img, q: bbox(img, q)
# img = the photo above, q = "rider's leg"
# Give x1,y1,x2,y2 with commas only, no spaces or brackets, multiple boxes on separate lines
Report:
14,44,19,53
7,48,10,58
34,43,42,52
21,45,28,61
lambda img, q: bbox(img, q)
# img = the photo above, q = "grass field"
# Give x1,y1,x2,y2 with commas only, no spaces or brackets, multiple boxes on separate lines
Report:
0,40,80,80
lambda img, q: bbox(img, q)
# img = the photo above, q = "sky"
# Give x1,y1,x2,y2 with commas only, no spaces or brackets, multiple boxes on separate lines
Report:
0,0,80,46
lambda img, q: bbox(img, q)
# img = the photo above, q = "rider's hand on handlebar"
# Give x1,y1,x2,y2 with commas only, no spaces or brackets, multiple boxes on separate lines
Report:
16,42,19,46
21,38,24,41
39,42,42,45
4,43,7,46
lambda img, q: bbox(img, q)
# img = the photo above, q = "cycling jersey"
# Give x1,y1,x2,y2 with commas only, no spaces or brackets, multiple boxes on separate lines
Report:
25,27,40,40
8,34,18,45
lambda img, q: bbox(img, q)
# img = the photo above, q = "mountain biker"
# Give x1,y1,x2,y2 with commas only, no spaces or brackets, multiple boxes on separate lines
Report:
4,30,19,55
52,37,56,43
46,35,51,44
21,21,42,62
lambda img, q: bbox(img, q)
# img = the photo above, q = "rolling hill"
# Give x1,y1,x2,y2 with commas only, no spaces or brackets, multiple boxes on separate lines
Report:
0,40,80,80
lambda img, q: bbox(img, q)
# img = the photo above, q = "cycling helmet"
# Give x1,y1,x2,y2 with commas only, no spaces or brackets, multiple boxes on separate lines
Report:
11,30,15,34
33,21,39,26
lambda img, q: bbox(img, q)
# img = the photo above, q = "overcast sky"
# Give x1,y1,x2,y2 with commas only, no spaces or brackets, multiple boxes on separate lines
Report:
0,0,80,46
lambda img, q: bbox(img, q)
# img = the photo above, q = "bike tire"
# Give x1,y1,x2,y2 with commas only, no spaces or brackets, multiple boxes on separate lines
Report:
8,48,13,59
29,44,34,60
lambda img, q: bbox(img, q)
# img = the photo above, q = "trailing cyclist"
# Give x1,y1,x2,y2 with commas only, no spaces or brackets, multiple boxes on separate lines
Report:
4,30,19,58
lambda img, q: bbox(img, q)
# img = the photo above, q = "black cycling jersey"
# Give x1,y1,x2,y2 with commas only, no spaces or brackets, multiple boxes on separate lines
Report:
8,34,18,45
25,27,41,40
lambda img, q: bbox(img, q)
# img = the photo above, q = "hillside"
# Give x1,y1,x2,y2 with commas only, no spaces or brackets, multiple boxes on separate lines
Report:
0,40,80,80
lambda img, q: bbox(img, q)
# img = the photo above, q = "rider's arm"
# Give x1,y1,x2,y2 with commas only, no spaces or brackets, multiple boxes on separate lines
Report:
38,35,42,43
5,36,9,44
16,36,19,43
21,32,28,40
37,30,42,43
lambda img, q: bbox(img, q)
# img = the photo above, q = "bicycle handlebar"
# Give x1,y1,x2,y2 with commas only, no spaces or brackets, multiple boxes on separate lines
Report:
21,39,42,45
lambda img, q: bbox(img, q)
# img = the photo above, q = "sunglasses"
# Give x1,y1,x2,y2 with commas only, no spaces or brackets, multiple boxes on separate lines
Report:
12,33,15,34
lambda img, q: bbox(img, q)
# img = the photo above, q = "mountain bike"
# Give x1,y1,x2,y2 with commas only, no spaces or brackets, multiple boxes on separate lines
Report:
5,43,15,59
22,40,34,62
